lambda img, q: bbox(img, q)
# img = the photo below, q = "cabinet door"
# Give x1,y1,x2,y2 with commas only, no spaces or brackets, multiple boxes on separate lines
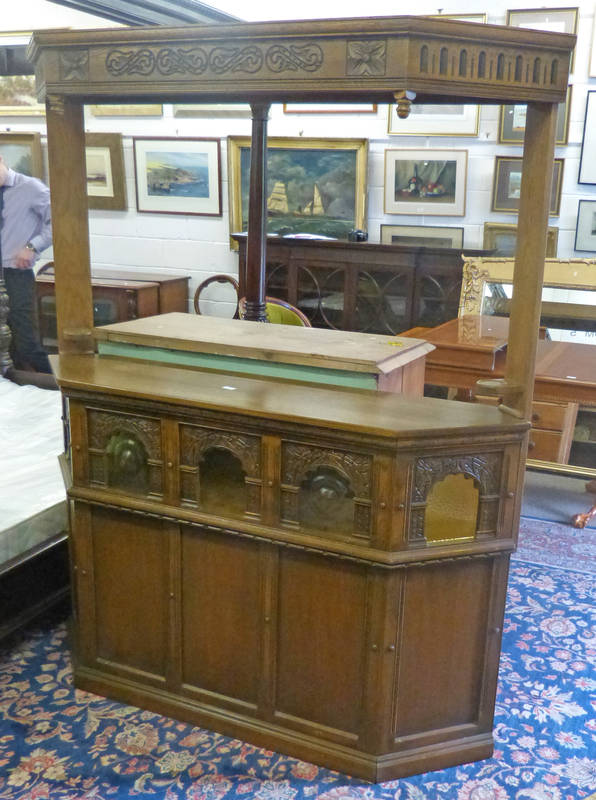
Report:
74,505,171,688
179,526,264,715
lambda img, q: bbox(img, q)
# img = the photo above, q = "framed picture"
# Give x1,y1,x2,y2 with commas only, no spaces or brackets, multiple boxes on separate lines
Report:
483,222,558,257
590,15,596,77
492,156,564,215
380,224,464,249
89,104,163,117
133,137,222,217
0,132,42,178
499,86,571,145
283,104,377,114
0,75,45,116
85,133,127,211
388,103,478,136
574,200,596,252
507,8,578,69
428,13,487,22
384,149,468,216
173,104,251,117
227,136,368,245
578,92,596,185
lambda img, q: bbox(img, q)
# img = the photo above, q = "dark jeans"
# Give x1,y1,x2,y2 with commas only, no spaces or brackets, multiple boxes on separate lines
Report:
4,268,52,373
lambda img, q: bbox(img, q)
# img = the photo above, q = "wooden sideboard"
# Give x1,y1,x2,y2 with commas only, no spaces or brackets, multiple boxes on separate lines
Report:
36,268,190,351
55,353,528,782
234,235,490,335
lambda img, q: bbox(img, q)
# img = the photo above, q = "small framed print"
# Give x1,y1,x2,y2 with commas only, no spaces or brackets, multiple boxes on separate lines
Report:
499,86,571,145
89,104,163,117
483,222,558,257
578,92,596,185
283,103,377,114
492,156,564,216
173,104,251,117
384,149,468,216
0,132,43,178
133,137,222,217
0,75,45,116
507,8,578,69
590,15,596,77
388,103,478,136
428,13,487,22
85,133,127,211
574,201,596,252
380,224,464,249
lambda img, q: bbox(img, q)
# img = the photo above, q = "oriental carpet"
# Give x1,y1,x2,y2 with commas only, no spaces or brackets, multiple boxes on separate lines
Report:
0,516,594,800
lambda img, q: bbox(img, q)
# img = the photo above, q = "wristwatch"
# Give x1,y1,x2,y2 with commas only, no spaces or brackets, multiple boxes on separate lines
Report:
25,242,37,253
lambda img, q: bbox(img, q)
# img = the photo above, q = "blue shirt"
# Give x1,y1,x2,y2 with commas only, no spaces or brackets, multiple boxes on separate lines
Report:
1,167,52,270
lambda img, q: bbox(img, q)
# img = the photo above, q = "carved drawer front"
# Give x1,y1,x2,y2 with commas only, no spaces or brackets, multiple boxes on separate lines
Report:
179,424,262,520
87,408,163,499
281,442,373,540
408,451,505,546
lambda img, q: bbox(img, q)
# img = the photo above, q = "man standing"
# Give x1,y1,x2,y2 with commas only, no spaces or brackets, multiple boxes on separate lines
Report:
0,154,52,374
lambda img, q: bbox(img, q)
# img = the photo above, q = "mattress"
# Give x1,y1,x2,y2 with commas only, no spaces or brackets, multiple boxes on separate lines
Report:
0,377,66,567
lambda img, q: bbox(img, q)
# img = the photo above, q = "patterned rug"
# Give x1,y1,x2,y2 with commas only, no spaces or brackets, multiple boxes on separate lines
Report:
1,519,595,800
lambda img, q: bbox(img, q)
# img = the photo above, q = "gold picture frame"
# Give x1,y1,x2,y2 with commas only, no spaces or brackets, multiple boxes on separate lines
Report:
227,136,368,249
0,75,45,116
483,222,558,257
85,132,127,211
499,86,571,145
0,131,43,178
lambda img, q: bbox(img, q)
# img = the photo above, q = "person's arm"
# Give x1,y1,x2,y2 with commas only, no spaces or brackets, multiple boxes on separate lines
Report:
14,184,52,268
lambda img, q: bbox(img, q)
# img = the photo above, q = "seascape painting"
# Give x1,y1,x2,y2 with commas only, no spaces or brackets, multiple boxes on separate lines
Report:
229,137,367,242
133,137,222,216
86,147,113,197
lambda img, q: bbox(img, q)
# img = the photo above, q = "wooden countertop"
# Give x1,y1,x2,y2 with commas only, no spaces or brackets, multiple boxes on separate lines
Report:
52,354,527,441
93,313,435,375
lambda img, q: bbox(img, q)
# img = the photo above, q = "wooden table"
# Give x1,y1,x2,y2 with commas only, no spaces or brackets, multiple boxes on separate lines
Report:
94,313,434,395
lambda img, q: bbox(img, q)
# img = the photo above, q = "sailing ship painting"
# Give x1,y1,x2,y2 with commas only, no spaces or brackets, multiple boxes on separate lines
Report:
238,140,366,239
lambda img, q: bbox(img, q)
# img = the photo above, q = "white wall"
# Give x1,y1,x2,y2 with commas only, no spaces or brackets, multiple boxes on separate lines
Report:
1,0,595,315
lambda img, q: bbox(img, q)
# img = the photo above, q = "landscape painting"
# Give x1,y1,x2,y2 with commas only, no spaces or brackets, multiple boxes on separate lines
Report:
0,75,45,115
85,133,127,211
133,137,222,216
228,136,367,246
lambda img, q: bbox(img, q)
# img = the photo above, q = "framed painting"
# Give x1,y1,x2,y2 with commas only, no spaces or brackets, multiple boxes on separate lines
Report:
173,104,251,117
0,132,42,178
133,137,222,217
85,133,127,211
0,75,45,116
575,201,596,252
492,156,564,215
89,104,163,117
380,224,464,249
427,13,487,22
384,149,467,216
227,136,368,246
499,86,571,145
483,222,558,257
283,104,377,114
388,103,478,136
591,15,596,77
507,8,578,69
578,92,596,185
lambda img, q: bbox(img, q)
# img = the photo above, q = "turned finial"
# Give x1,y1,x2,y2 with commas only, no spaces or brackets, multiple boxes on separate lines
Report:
394,90,416,119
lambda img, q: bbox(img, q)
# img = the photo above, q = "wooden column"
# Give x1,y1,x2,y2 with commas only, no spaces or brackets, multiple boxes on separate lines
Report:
505,102,558,420
45,95,94,355
243,102,270,323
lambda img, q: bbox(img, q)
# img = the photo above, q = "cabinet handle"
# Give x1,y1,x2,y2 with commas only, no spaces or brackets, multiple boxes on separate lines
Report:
387,644,396,652
528,440,535,450
371,644,378,651
532,412,540,422
167,461,173,468
264,616,271,624
267,480,273,488
397,502,405,510
379,502,386,510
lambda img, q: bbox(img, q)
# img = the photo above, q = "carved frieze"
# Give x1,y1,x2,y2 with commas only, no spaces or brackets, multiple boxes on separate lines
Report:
87,410,161,460
180,425,261,477
105,43,323,78
282,443,371,497
60,49,89,81
346,40,386,76
413,453,502,503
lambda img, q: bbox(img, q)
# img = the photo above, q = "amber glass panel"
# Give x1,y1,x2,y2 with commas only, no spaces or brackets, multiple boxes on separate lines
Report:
199,447,246,518
424,473,479,543
106,432,149,495
299,466,355,534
